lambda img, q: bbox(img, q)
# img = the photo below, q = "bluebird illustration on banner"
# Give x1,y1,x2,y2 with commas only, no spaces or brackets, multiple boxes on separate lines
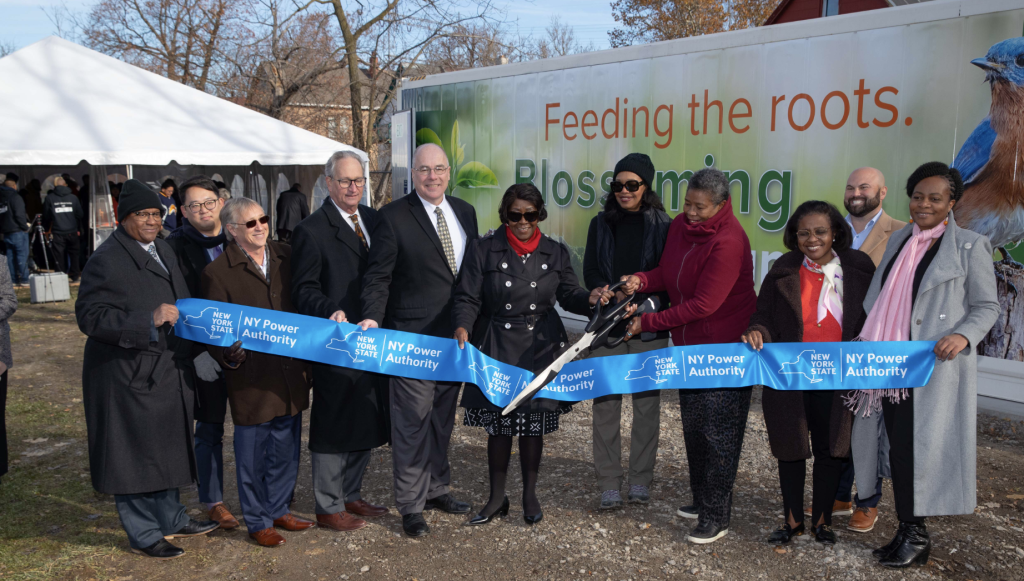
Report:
174,299,939,408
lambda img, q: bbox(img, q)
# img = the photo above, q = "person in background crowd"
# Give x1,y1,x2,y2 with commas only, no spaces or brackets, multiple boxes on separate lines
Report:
62,174,79,197
79,174,92,266
742,201,874,546
854,162,998,568
0,173,30,287
454,183,612,527
583,153,672,511
620,168,757,545
165,175,237,530
275,183,309,243
292,151,391,533
359,143,479,537
159,179,180,235
76,179,218,560
202,197,313,547
832,167,907,534
19,179,43,224
0,254,17,485
109,182,122,221
43,176,84,283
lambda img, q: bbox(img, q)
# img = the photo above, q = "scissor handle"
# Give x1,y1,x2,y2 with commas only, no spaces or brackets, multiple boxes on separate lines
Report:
585,281,630,333
594,295,662,350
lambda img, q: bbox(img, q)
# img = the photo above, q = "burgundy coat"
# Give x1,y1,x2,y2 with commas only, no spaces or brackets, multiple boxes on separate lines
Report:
746,249,875,461
635,198,757,346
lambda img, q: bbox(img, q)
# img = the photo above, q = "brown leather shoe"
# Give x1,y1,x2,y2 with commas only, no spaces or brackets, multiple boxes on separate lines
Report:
316,512,367,532
208,504,240,530
273,513,315,531
804,501,854,518
250,528,286,546
847,506,878,532
345,499,389,517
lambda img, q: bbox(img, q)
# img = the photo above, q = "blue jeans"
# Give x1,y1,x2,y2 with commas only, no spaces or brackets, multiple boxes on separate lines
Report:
234,413,303,533
4,231,29,284
195,421,225,505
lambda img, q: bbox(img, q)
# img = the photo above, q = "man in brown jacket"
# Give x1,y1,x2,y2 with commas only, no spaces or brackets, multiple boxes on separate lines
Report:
834,167,907,534
201,197,313,548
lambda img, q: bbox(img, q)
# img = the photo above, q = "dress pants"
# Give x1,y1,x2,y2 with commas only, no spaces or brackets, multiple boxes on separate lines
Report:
778,390,845,526
50,232,81,279
883,391,921,523
195,421,225,505
590,337,669,491
837,410,887,507
312,450,371,514
679,387,751,527
114,488,189,549
390,377,460,515
234,412,303,533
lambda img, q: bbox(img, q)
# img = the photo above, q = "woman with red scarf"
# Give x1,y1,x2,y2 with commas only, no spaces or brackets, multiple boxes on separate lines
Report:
453,183,611,526
620,168,758,544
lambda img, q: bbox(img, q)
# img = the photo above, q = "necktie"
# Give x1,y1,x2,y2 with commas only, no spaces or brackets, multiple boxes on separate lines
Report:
350,213,369,250
209,244,224,261
145,244,167,273
434,207,458,276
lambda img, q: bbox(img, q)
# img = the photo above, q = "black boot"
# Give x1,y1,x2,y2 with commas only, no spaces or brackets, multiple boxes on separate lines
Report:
872,522,907,559
878,521,930,568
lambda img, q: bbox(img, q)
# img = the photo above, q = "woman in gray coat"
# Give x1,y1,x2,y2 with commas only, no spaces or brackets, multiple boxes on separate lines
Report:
0,255,17,483
853,162,998,568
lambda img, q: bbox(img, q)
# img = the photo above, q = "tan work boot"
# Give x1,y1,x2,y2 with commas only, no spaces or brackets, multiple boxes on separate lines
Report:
846,506,878,532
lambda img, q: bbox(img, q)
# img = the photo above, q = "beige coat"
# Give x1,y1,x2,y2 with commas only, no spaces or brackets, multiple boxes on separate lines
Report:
856,211,907,267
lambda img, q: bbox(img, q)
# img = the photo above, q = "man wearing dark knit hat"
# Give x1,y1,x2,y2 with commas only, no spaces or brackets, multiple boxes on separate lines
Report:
76,179,218,559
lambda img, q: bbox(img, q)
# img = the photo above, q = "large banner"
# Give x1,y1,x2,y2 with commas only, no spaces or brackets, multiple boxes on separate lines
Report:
404,7,1024,362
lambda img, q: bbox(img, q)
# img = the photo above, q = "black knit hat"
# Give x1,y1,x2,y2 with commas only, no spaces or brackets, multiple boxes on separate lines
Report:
613,153,655,188
4,172,18,183
906,161,964,202
118,179,165,222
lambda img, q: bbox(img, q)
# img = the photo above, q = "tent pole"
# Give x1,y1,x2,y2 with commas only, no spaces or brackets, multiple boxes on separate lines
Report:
126,164,133,179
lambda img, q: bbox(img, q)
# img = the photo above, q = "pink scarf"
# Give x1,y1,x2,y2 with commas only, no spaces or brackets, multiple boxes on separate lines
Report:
845,221,946,416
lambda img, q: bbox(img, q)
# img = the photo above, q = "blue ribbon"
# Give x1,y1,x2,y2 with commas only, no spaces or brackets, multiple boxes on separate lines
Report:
174,298,936,408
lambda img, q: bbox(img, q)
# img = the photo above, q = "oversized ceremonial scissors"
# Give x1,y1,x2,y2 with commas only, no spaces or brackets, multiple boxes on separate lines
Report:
501,282,660,415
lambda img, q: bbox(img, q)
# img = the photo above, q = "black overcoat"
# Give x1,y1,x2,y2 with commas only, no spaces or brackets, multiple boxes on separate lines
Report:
746,249,875,462
76,227,196,495
291,202,389,453
453,227,594,412
361,191,479,338
166,228,228,424
275,189,309,235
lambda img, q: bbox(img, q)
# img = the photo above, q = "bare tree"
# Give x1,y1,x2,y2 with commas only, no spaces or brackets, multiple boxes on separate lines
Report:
0,40,16,57
422,20,533,73
536,17,594,59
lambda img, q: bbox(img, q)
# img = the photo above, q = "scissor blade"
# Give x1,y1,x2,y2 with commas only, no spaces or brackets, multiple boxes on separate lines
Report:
501,332,595,415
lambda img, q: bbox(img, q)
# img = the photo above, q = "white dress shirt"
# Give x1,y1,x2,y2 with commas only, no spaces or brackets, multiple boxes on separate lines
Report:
418,193,466,270
329,197,371,247
845,211,882,251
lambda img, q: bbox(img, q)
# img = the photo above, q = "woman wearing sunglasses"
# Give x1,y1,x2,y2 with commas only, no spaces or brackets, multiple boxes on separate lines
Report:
741,201,875,547
201,198,313,547
453,183,613,526
619,168,757,544
582,153,672,511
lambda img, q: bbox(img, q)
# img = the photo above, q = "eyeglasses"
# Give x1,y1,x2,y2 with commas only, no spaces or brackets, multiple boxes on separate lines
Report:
796,228,832,240
610,180,643,194
329,176,366,188
413,165,450,176
185,199,219,212
230,215,269,229
507,210,539,223
133,211,163,221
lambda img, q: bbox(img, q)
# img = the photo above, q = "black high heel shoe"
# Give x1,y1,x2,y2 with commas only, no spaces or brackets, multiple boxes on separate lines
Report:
879,522,930,568
524,511,543,525
873,522,908,559
467,496,509,526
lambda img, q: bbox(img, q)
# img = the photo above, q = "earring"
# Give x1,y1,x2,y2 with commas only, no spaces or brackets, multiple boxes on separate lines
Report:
909,217,913,223
944,219,948,225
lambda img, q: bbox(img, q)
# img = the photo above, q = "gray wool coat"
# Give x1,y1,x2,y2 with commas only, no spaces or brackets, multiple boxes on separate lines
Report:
858,213,999,517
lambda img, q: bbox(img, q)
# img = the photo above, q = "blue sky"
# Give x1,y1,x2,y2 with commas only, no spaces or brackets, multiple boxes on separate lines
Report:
0,0,616,52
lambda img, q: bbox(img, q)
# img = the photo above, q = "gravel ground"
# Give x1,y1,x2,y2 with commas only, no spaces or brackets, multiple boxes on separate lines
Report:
6,299,1024,580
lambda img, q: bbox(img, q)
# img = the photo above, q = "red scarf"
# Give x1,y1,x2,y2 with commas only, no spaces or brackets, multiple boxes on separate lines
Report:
505,224,541,256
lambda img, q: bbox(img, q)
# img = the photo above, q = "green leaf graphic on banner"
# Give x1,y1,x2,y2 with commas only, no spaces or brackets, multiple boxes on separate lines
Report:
452,121,466,166
415,128,442,148
455,161,499,188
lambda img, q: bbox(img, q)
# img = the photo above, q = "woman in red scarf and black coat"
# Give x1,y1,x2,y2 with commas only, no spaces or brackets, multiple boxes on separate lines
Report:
620,168,758,545
453,183,611,527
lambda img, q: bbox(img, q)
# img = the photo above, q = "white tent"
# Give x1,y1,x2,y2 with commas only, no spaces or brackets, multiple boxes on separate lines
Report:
0,36,365,167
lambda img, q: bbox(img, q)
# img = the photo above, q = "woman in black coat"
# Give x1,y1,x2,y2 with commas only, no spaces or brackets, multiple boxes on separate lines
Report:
453,183,610,525
582,153,672,510
742,201,875,545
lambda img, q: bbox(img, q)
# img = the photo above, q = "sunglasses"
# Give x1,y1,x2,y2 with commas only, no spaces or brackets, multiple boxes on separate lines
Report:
507,210,539,223
610,180,643,194
231,215,270,229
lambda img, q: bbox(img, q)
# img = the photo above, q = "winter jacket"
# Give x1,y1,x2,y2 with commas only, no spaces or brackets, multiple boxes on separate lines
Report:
42,186,83,234
0,185,29,234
